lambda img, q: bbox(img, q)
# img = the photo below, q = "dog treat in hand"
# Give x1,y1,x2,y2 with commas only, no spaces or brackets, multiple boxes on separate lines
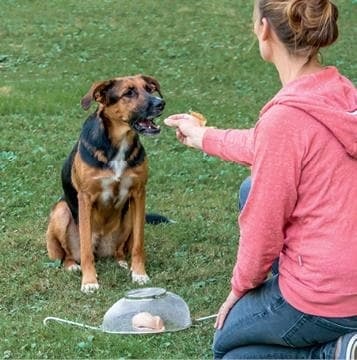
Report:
189,111,207,127
132,312,165,332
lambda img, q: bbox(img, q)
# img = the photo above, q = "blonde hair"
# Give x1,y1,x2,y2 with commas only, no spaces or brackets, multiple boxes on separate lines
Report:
255,0,339,60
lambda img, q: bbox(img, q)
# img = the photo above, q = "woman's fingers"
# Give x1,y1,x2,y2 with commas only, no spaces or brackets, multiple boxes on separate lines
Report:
214,305,230,330
165,113,207,149
214,291,240,330
164,114,188,127
176,128,185,143
164,113,200,128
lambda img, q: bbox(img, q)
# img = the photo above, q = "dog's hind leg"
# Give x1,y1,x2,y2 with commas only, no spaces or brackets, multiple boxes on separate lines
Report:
46,201,69,260
46,200,81,271
46,230,65,261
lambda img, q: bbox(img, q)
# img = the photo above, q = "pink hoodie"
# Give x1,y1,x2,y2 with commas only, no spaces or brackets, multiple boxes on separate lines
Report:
203,67,357,317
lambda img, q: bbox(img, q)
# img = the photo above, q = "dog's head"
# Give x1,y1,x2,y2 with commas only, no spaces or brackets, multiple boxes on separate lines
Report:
81,75,165,136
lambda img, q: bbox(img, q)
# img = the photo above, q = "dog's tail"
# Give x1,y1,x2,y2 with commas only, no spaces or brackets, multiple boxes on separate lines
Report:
145,213,175,225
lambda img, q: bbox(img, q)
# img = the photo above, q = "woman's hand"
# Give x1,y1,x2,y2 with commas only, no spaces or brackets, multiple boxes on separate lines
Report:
215,290,240,330
164,113,207,150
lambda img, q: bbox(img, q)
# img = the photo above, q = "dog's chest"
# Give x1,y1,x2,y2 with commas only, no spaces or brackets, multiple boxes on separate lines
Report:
99,141,133,206
100,175,132,206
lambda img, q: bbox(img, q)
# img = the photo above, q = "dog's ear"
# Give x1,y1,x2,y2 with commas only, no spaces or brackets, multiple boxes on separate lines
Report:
141,75,163,98
81,80,114,110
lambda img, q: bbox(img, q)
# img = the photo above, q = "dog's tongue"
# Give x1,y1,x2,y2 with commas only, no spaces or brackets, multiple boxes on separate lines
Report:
139,119,159,130
139,119,153,128
134,118,161,135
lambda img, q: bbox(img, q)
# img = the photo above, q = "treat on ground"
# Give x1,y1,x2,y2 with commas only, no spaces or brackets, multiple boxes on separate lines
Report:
131,312,165,332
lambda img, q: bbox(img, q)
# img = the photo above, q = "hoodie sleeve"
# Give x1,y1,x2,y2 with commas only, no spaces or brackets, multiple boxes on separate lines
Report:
202,127,255,166
231,105,301,298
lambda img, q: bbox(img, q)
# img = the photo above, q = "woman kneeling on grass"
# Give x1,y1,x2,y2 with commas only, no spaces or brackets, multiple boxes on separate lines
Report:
165,0,357,358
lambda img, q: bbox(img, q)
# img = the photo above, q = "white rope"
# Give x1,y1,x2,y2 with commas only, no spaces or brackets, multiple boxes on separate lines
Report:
43,316,170,334
43,317,101,331
194,314,217,322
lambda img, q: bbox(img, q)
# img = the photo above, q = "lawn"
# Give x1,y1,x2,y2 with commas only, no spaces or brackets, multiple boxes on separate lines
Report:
0,0,356,358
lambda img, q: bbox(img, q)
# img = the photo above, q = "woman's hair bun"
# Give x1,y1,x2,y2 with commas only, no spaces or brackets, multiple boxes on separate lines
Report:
286,0,339,49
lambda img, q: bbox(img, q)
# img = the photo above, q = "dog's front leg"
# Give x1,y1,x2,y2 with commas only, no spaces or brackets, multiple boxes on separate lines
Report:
78,191,99,293
130,189,150,285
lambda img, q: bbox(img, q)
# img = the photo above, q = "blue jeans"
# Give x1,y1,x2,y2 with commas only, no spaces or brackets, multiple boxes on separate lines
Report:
212,176,357,359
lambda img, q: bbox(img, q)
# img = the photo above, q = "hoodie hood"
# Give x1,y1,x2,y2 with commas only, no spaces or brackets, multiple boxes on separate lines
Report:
261,67,357,158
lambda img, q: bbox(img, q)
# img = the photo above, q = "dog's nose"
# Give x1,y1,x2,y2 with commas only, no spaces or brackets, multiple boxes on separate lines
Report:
151,97,165,111
153,97,165,111
157,98,165,111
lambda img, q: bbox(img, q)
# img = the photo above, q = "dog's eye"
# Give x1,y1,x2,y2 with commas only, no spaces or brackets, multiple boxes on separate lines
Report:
145,85,155,94
123,88,137,98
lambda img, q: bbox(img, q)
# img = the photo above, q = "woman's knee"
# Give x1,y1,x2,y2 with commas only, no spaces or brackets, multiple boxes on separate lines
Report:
212,329,229,359
212,309,247,359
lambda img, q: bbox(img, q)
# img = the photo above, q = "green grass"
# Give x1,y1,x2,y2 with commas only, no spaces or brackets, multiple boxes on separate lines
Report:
0,0,356,358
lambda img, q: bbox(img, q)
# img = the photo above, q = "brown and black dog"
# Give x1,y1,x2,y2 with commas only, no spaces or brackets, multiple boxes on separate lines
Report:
46,75,165,293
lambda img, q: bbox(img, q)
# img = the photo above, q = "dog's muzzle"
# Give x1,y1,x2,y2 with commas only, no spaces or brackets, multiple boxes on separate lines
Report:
133,96,165,136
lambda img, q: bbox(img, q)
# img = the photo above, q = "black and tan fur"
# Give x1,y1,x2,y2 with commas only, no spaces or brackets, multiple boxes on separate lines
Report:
46,75,165,293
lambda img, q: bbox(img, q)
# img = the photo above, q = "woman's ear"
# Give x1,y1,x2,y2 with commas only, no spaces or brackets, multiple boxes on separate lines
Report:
256,17,274,62
260,17,270,41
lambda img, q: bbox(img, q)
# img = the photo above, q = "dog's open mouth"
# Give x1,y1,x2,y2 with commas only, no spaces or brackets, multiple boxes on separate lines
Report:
133,117,161,136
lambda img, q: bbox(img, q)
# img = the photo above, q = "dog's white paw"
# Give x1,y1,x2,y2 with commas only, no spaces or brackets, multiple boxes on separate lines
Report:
67,264,81,272
131,272,150,285
118,260,129,270
81,282,100,294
